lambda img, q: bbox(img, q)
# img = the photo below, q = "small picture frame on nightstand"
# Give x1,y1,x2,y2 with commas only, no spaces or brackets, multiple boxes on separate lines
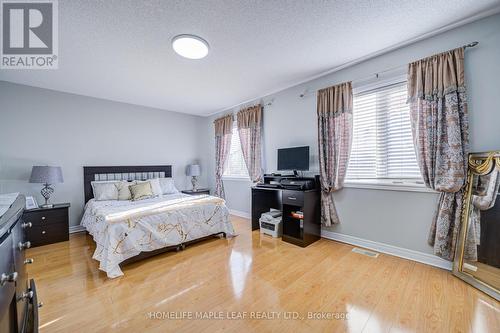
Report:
25,196,38,210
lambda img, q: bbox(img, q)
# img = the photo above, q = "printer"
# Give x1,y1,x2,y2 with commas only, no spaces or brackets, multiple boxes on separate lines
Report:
259,210,282,238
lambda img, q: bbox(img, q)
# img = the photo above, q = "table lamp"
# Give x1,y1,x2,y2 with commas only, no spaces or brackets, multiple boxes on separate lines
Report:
186,164,201,191
29,166,64,208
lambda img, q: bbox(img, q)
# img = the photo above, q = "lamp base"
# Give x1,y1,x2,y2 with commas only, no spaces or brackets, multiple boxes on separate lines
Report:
41,183,54,209
191,176,198,192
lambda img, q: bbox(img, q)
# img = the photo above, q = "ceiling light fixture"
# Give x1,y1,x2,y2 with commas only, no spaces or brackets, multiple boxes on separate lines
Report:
172,34,209,60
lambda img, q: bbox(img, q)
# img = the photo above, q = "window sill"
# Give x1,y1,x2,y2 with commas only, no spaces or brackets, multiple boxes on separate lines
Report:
344,180,437,193
222,176,251,182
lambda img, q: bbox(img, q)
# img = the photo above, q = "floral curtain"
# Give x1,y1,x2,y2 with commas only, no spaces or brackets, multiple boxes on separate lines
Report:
407,47,469,261
317,82,353,226
237,105,263,182
214,114,233,198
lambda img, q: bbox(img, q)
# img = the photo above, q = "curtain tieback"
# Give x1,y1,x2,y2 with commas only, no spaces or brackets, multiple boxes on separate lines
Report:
322,187,335,194
323,186,345,194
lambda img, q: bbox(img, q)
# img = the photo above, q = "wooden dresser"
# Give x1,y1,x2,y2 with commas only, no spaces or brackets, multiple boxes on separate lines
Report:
0,193,39,333
23,203,70,247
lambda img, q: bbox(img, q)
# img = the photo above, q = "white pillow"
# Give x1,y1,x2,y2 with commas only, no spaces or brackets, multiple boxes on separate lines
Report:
158,178,179,194
148,178,163,197
137,179,163,197
91,181,119,201
116,181,136,200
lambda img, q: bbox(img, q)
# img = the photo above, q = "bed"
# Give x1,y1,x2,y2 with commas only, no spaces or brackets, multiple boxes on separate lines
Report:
80,166,235,278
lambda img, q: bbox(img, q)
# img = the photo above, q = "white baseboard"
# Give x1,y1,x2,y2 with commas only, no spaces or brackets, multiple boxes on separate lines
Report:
229,209,251,219
69,225,86,234
321,229,452,271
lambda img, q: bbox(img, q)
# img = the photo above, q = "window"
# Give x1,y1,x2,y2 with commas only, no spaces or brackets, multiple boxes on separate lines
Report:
346,81,423,188
223,121,249,179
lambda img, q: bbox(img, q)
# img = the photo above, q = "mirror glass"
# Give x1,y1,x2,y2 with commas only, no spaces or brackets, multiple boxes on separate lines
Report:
461,166,500,291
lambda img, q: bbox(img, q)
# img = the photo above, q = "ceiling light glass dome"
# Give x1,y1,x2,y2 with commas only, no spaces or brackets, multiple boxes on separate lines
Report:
172,34,209,59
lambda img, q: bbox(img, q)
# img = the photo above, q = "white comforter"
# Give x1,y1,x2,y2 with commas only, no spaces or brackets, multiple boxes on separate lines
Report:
81,193,234,278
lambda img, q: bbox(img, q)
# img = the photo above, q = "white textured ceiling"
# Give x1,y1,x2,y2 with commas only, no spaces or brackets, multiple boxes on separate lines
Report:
1,0,499,115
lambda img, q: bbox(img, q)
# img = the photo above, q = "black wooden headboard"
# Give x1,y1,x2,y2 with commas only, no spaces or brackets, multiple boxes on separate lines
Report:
83,165,172,203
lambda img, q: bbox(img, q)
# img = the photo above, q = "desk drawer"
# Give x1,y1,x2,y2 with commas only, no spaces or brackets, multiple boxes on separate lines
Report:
282,190,304,206
24,209,67,226
26,224,69,247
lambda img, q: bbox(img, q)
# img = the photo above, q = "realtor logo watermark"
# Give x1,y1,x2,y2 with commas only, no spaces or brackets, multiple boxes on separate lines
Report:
1,0,58,69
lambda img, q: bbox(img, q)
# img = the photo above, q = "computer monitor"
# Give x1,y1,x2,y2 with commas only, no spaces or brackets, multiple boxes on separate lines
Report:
277,146,309,171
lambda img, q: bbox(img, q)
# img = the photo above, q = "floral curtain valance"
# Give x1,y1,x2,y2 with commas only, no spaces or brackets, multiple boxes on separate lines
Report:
317,82,353,117
214,114,233,137
237,105,262,129
317,81,353,226
237,105,263,183
408,47,465,101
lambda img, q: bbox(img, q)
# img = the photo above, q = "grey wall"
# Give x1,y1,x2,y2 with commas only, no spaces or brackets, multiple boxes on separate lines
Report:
202,14,500,255
0,82,207,227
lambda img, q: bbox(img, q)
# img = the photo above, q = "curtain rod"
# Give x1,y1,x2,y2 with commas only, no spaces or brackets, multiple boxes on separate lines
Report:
299,41,479,98
234,100,274,111
213,100,274,121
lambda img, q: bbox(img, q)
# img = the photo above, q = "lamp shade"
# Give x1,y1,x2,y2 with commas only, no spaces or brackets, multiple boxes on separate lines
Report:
29,166,64,184
186,164,201,177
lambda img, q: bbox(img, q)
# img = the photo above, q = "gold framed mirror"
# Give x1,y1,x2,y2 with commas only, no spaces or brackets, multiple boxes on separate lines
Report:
453,151,500,300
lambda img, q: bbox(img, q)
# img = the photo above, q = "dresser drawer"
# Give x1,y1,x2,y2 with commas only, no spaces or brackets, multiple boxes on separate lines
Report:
0,233,14,313
26,224,69,247
24,208,67,226
282,190,304,206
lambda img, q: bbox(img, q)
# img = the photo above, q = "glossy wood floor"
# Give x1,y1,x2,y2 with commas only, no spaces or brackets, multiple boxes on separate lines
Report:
27,216,499,333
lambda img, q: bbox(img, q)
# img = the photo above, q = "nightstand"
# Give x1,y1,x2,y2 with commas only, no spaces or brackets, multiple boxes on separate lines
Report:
23,203,70,247
181,189,210,196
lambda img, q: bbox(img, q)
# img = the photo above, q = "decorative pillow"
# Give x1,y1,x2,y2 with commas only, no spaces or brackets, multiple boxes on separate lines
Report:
158,178,179,194
116,181,136,200
129,181,153,201
91,181,119,201
147,178,163,197
136,179,162,197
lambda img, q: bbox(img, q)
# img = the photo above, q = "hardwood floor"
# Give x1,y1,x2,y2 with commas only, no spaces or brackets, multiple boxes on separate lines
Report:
27,216,499,332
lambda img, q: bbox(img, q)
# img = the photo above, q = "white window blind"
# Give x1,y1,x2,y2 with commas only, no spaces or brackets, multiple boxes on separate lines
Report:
346,81,422,181
223,121,249,178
